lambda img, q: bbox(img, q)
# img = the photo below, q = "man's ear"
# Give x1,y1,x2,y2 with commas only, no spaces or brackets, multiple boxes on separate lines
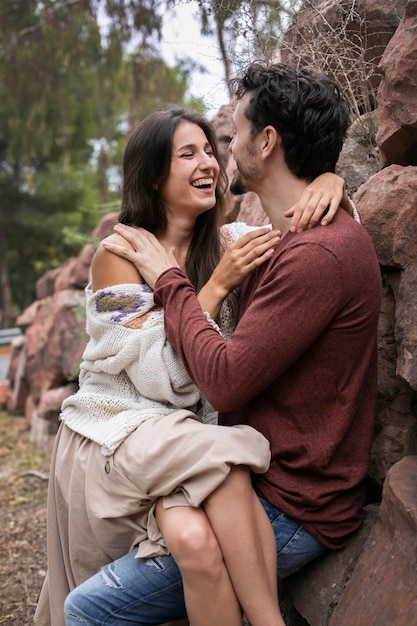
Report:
261,126,279,157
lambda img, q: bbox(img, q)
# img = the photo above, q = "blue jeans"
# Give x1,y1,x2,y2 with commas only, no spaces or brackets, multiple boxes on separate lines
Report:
64,498,327,625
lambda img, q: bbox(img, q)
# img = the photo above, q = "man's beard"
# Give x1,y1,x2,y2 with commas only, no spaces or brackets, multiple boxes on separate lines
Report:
229,173,247,196
230,148,258,196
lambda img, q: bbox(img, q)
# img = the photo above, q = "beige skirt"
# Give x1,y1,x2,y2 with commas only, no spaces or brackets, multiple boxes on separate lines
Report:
35,410,270,626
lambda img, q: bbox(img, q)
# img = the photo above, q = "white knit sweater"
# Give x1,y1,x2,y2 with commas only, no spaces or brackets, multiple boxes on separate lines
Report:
60,222,250,455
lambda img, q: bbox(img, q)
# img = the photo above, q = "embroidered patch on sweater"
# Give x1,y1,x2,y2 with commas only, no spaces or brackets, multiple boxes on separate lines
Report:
95,289,148,322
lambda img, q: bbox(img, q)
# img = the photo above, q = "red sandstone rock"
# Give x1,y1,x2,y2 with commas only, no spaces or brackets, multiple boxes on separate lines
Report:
281,0,405,107
7,338,28,415
327,456,417,625
23,289,86,405
283,505,379,626
354,166,417,483
36,244,95,300
354,165,417,394
37,384,78,421
16,300,40,330
377,0,417,167
53,244,95,293
0,380,10,408
211,104,234,168
235,192,268,226
354,164,417,268
369,280,417,487
36,268,61,299
92,212,119,240
395,256,417,389
6,335,26,386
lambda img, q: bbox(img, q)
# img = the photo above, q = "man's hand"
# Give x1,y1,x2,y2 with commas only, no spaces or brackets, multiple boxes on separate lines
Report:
102,224,179,289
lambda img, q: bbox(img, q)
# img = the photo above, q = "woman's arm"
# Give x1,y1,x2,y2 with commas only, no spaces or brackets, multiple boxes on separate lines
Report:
285,172,348,233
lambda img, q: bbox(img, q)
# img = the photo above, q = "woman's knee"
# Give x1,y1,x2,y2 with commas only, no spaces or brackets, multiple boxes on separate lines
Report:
162,510,223,573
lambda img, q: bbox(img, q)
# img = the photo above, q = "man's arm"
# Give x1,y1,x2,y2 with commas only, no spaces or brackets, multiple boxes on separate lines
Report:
154,243,342,412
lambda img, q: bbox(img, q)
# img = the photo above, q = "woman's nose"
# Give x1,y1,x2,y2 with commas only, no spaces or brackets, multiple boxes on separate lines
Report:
199,151,214,168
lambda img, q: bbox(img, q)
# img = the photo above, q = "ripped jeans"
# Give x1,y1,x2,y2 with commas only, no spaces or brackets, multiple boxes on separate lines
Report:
64,499,327,625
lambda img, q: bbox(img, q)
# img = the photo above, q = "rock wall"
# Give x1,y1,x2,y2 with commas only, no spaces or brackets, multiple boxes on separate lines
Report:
1,214,119,446
1,1,417,624
281,0,407,111
283,2,417,624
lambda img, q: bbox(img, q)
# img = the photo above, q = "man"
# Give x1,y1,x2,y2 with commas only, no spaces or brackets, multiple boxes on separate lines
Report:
64,63,381,624
152,61,381,555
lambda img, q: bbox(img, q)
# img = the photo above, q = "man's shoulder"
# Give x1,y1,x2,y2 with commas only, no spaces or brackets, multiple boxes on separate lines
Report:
298,211,374,254
332,210,377,254
268,215,379,281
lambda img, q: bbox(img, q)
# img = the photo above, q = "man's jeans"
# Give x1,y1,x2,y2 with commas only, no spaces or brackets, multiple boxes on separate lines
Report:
64,498,327,625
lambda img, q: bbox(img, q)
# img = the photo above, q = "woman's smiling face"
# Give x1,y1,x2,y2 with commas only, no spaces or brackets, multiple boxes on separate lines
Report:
161,120,220,222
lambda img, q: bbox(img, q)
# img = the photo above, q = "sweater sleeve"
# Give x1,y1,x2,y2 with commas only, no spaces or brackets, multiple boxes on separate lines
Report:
154,242,343,412
81,283,201,408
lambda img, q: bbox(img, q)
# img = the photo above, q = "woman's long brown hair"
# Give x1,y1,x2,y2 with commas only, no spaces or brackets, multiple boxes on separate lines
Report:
118,107,229,292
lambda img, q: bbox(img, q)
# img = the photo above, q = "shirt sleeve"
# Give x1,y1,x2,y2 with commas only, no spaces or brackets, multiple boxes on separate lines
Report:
154,242,343,412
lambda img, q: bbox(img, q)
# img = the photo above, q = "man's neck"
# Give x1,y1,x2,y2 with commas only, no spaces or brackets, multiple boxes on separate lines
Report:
257,174,309,237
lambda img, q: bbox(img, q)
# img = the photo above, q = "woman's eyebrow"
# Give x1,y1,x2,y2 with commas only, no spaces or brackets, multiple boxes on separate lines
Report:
176,141,212,152
176,143,195,151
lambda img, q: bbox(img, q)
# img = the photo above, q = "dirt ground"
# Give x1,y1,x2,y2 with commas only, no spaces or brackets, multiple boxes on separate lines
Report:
0,411,51,625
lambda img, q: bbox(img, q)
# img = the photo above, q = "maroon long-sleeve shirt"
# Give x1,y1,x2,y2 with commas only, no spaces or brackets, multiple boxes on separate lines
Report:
154,210,382,549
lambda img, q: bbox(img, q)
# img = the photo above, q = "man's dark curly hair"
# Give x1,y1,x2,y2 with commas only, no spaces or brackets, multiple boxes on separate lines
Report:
230,62,351,181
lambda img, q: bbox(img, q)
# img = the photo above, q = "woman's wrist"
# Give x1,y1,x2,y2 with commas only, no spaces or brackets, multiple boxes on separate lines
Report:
197,278,228,319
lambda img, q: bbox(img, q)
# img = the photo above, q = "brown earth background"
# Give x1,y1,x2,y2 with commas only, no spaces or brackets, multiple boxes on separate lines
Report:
0,411,50,624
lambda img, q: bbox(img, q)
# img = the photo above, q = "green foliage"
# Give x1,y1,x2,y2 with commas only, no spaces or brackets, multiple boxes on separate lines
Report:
1,165,84,307
126,52,206,123
0,0,198,325
0,0,102,166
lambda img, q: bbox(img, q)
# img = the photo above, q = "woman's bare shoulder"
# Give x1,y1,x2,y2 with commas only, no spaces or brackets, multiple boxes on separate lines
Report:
92,233,143,290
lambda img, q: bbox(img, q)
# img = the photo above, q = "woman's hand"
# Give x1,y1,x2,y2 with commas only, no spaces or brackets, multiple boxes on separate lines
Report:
198,227,281,319
285,172,348,233
102,224,179,289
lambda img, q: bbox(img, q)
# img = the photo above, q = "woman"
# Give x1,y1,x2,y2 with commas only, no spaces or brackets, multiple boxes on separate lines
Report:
36,107,350,626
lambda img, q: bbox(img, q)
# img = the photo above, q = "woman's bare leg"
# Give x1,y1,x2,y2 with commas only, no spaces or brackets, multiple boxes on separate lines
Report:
204,466,286,626
157,502,243,626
